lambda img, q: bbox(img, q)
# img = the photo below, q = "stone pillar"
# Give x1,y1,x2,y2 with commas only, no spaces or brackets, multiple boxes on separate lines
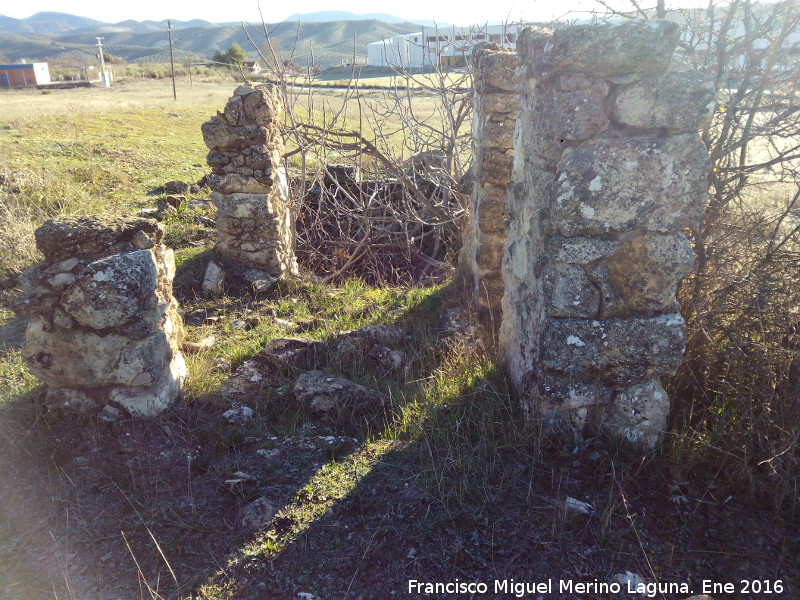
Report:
498,20,715,447
462,46,519,317
16,216,186,417
201,84,297,294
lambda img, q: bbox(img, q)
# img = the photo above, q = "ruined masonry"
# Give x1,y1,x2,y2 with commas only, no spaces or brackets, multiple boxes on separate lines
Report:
466,19,715,447
202,83,297,294
463,45,520,316
17,217,186,417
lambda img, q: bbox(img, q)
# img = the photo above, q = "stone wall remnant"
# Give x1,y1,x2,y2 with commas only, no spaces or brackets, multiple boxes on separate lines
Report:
202,84,297,294
462,45,520,317
487,19,714,448
16,216,186,417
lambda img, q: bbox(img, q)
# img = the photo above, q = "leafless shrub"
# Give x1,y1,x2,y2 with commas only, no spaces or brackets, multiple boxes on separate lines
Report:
240,16,472,284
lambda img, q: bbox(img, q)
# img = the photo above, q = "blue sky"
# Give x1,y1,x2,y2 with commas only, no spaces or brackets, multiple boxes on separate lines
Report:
4,0,712,25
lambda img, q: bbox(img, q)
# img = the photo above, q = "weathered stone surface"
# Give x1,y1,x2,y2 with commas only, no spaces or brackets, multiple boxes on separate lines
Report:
209,173,271,194
24,316,173,388
552,134,710,235
203,89,296,278
19,217,185,418
542,261,600,318
109,353,186,418
239,497,278,531
261,337,324,371
614,70,716,132
470,20,711,449
541,314,686,379
474,47,519,92
605,232,695,312
523,19,681,77
603,378,669,448
224,95,244,126
332,325,402,357
483,93,519,114
60,250,159,330
242,85,282,125
539,82,610,142
212,192,278,219
202,260,225,296
34,216,161,262
523,375,614,428
294,371,386,416
548,237,621,264
201,120,269,151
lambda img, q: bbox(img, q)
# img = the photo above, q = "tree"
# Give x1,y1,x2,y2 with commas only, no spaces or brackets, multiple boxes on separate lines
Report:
213,43,247,66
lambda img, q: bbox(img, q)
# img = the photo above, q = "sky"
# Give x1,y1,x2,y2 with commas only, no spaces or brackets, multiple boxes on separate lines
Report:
2,0,714,26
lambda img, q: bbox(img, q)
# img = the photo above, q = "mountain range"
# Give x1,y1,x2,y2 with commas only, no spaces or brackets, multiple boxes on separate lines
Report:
0,11,428,66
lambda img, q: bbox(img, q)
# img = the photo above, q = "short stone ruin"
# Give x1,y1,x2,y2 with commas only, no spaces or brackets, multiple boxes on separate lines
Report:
201,83,297,295
465,19,715,447
15,216,186,417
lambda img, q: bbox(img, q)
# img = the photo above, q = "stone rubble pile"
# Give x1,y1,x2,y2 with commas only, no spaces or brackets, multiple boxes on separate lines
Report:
16,216,186,417
464,20,714,448
201,84,297,294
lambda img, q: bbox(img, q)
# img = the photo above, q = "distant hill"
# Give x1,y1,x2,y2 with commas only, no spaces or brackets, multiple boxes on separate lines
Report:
284,11,450,28
0,12,421,66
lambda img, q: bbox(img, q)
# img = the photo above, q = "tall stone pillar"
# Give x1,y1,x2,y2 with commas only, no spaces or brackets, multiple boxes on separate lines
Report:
16,217,186,417
202,84,297,294
462,46,519,318
498,20,715,447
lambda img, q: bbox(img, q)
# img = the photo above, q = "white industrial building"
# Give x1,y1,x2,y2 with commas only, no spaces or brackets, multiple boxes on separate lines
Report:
367,23,524,68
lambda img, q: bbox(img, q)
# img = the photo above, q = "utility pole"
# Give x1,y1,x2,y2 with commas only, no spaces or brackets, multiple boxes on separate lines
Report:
96,36,110,87
167,20,177,100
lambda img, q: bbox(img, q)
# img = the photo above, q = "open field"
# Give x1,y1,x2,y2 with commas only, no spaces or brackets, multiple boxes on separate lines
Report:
0,78,798,599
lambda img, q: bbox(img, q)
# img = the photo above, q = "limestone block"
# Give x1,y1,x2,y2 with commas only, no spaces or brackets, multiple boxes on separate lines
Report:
242,85,282,125
109,353,187,418
224,95,244,126
35,216,161,262
483,93,519,114
540,83,610,142
475,240,505,270
541,314,686,379
614,70,716,132
207,152,229,172
23,316,175,389
60,250,158,330
552,134,710,235
605,232,695,312
203,260,225,296
476,184,507,234
477,148,514,185
201,120,269,151
475,48,519,92
547,237,621,264
212,192,277,219
209,173,272,194
603,379,669,448
527,19,681,77
542,261,600,318
484,119,516,148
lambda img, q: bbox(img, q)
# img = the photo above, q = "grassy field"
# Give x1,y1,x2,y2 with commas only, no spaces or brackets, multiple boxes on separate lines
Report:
0,78,797,599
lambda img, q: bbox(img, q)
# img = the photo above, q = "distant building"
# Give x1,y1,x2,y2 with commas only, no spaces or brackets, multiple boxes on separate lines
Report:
242,61,262,73
0,63,51,87
367,23,524,68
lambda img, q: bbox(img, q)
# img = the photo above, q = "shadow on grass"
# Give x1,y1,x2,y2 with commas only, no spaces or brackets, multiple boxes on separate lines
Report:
2,275,798,600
